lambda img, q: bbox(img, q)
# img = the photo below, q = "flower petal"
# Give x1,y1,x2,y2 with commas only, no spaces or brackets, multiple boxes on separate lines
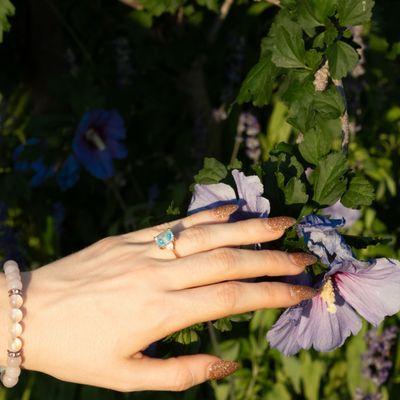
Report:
188,183,237,214
231,169,270,217
335,258,400,326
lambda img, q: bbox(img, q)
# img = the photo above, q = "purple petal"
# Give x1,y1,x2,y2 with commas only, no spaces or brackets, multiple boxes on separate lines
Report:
335,258,400,326
188,183,237,214
322,201,361,228
296,294,362,352
231,169,270,217
266,305,303,356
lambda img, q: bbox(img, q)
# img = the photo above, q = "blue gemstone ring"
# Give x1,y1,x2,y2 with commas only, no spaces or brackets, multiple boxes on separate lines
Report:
154,228,179,257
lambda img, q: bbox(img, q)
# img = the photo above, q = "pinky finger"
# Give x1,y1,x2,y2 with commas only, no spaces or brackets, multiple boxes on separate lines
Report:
116,355,240,392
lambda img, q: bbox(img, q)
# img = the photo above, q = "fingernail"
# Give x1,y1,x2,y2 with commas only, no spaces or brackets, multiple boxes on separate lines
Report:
208,360,240,380
290,285,318,302
264,216,297,231
213,204,239,220
289,253,318,268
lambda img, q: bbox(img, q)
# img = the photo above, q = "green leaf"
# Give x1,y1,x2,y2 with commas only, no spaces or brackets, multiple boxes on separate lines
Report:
327,41,359,79
341,174,375,208
314,85,345,119
164,324,204,344
342,234,391,249
312,152,348,206
313,25,338,49
284,177,309,204
194,158,227,184
237,55,277,106
305,49,323,70
0,0,15,43
227,158,242,170
213,318,232,332
299,127,333,165
166,201,180,216
271,19,307,68
337,0,374,26
196,0,219,12
297,0,337,31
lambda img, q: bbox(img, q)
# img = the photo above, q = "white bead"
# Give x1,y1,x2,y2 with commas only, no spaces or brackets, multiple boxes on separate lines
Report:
3,260,18,274
9,294,23,308
8,337,22,352
5,271,20,281
5,366,21,378
11,322,23,337
1,374,18,387
10,308,23,322
6,279,22,290
7,356,22,367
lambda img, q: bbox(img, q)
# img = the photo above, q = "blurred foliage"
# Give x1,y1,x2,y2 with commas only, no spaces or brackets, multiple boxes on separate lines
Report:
1,0,400,399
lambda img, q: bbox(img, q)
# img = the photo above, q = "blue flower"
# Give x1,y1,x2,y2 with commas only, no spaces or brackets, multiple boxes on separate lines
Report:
13,139,56,187
73,109,128,180
57,155,80,191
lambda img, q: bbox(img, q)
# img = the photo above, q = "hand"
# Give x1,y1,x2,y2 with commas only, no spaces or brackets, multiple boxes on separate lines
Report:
0,206,317,392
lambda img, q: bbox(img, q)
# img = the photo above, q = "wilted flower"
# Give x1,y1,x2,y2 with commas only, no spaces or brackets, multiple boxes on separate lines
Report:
73,109,127,180
266,215,400,355
188,169,270,221
362,326,398,386
323,200,361,228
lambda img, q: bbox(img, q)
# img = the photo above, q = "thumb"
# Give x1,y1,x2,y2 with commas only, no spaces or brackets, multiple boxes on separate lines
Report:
117,354,240,392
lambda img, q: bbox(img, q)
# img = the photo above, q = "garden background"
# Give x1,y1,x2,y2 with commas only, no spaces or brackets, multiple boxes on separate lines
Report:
1,0,400,399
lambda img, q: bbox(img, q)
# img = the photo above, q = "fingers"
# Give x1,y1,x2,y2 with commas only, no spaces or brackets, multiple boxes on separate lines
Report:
151,216,296,258
125,204,238,242
170,281,318,331
161,249,317,290
117,355,239,392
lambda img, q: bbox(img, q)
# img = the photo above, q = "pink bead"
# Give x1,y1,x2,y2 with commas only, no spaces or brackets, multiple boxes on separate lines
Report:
3,260,19,274
10,308,23,322
7,356,22,367
8,337,22,352
1,374,18,387
6,279,22,290
11,322,23,337
4,366,21,378
9,294,23,308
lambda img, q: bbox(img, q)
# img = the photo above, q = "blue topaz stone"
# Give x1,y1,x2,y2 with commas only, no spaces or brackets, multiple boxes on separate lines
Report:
155,229,175,249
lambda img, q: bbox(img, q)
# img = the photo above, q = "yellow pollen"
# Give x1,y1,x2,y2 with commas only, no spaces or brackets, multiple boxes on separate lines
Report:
320,278,337,314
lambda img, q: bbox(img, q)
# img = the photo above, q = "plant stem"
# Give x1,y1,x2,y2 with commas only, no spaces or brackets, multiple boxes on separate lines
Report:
230,131,244,165
207,321,221,356
208,0,235,43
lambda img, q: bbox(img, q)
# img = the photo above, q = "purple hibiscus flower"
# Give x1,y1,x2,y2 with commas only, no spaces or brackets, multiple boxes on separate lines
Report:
323,200,361,228
73,109,127,180
188,169,270,220
266,214,400,355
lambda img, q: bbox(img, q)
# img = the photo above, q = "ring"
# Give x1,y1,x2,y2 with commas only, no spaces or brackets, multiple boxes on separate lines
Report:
154,228,180,258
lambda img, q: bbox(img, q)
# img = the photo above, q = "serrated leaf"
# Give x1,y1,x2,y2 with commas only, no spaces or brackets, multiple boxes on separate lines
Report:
0,0,15,43
271,19,307,68
312,152,348,206
194,158,227,184
213,318,232,332
237,55,277,106
337,0,374,26
327,40,359,79
299,127,333,165
341,174,375,208
305,49,323,70
227,159,242,170
297,0,337,31
342,234,391,249
314,85,345,119
313,25,338,49
284,177,309,204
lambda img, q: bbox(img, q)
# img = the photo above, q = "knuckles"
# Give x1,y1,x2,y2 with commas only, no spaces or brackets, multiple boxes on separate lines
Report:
182,226,210,247
209,248,239,271
216,281,242,312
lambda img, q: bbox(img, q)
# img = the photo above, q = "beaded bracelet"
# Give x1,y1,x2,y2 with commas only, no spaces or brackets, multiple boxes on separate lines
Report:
0,260,24,388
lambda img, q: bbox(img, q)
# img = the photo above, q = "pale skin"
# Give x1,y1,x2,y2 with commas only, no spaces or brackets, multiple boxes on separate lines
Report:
0,207,317,392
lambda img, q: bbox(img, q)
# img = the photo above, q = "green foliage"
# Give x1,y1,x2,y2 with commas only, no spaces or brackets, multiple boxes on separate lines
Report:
194,157,227,184
327,41,360,79
337,0,375,26
0,0,14,43
342,174,375,209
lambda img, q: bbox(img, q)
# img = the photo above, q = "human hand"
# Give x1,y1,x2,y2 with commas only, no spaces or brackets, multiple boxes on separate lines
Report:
0,206,317,392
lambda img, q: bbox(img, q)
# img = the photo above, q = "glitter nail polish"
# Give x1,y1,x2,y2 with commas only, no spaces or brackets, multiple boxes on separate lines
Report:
289,253,318,268
290,285,318,302
264,216,297,231
208,360,240,380
213,204,239,220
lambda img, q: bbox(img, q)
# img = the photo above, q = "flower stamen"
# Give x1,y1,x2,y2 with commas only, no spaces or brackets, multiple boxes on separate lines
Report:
320,278,337,314
85,128,106,151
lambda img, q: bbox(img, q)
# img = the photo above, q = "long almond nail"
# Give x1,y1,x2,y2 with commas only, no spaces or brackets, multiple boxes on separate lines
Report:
208,360,240,380
290,285,318,302
289,253,318,268
213,204,239,220
264,216,297,231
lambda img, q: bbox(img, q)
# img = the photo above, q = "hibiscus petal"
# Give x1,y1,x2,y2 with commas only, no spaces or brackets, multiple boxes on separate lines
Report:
297,294,362,352
266,305,303,356
231,169,270,217
335,258,400,326
188,183,237,214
